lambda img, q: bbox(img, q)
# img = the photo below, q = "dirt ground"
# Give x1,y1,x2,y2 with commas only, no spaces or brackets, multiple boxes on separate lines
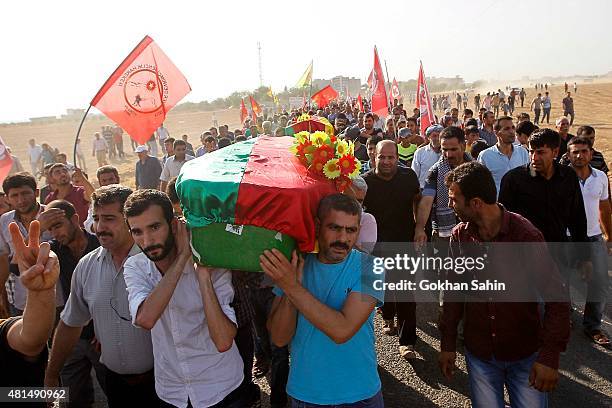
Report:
2,81,611,189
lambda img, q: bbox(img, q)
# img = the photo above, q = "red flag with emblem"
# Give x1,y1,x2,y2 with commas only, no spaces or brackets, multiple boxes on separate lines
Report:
416,62,435,135
0,137,13,185
391,77,401,100
311,85,338,108
370,47,388,117
91,35,191,145
240,98,248,124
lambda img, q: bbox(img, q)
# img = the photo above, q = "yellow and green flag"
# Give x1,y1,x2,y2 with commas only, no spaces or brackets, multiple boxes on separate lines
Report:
295,60,313,88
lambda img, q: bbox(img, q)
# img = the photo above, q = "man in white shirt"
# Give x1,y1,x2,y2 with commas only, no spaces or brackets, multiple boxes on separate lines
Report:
27,138,43,176
160,140,195,192
567,137,611,347
156,124,170,154
411,125,443,188
123,190,247,407
92,133,109,167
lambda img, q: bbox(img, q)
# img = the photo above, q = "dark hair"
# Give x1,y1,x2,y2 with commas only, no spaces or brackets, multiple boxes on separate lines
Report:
317,193,361,223
165,137,175,145
528,128,560,149
124,189,174,226
366,135,383,147
464,125,479,135
46,199,76,220
364,112,374,120
470,140,489,159
204,135,216,144
465,118,478,128
516,121,537,137
440,126,465,144
567,136,593,149
576,125,595,137
96,165,119,181
234,135,247,143
463,108,474,116
494,116,514,131
405,117,418,125
445,162,496,204
3,173,37,194
166,177,180,205
218,137,231,149
91,185,133,211
49,163,67,175
173,140,186,149
335,113,347,121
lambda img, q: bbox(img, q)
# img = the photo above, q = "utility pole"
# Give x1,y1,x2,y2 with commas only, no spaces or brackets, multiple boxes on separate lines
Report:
257,42,263,88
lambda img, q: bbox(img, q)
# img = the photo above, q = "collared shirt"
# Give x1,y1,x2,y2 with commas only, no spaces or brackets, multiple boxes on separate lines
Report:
156,126,169,141
27,145,43,163
440,207,570,369
160,155,195,182
478,127,497,146
411,143,442,188
356,211,377,254
0,207,54,310
60,245,154,375
135,156,163,189
576,167,609,237
124,254,243,407
92,138,108,152
477,144,529,196
45,185,89,228
542,96,552,108
559,150,609,174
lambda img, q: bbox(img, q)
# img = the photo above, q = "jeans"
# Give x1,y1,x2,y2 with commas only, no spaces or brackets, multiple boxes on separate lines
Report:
60,338,107,407
542,107,551,124
534,109,541,125
583,234,609,331
290,390,384,408
466,351,547,408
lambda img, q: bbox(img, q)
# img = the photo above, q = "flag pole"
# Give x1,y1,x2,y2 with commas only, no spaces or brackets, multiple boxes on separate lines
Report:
383,59,397,138
72,105,92,170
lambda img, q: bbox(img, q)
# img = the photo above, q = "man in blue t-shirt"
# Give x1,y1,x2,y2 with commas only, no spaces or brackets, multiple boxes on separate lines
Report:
261,194,385,407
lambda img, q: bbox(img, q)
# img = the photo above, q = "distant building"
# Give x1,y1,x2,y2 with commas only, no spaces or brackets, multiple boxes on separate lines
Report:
312,76,362,98
61,108,86,120
29,116,57,123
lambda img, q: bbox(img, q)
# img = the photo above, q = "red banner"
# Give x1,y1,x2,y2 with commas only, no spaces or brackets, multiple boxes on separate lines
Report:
357,94,364,112
91,35,191,145
391,77,401,100
0,137,13,185
416,62,435,135
311,85,338,108
370,47,388,118
240,98,248,124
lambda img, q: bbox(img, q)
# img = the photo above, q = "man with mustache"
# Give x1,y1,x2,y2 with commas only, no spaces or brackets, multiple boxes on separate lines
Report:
264,194,384,407
122,189,247,407
44,163,94,228
45,186,159,407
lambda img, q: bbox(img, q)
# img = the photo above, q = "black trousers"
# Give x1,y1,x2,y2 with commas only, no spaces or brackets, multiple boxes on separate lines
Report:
381,300,417,346
104,367,163,408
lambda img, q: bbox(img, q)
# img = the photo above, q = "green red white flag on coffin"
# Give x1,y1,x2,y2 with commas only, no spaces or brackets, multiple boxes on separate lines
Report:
369,46,388,118
240,98,248,124
91,35,191,145
416,61,435,135
311,85,338,108
0,137,13,185
176,136,337,253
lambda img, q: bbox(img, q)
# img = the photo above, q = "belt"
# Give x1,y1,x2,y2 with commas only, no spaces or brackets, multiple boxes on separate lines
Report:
106,367,154,386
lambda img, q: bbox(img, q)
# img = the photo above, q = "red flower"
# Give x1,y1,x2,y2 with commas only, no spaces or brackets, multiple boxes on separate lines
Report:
337,154,357,176
335,176,351,192
312,144,334,163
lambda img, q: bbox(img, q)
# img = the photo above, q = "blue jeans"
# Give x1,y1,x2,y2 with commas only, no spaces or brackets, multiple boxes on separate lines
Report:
466,351,547,408
290,390,384,408
583,235,609,331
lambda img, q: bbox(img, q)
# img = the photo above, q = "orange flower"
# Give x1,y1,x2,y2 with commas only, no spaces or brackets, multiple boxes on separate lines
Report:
310,158,326,174
312,144,334,163
337,154,357,176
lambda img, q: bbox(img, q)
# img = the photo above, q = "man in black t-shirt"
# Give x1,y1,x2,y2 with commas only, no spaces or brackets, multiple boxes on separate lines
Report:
1,220,59,406
363,140,421,360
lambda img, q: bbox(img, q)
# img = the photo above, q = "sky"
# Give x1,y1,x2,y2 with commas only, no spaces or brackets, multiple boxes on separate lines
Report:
1,0,610,122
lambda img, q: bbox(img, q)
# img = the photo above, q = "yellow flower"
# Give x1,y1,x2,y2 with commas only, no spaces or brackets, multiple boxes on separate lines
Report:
310,131,329,146
323,159,341,179
295,131,310,143
348,140,355,155
335,140,349,157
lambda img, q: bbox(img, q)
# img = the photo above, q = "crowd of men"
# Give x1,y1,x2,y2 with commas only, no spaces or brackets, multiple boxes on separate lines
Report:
0,85,609,408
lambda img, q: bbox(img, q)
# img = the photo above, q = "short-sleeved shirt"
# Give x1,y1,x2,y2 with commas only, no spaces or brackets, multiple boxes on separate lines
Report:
363,167,420,242
45,185,89,228
135,156,163,189
411,144,442,188
478,127,497,146
60,245,154,375
160,155,195,182
578,167,609,237
477,144,529,196
273,251,384,405
0,317,48,396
